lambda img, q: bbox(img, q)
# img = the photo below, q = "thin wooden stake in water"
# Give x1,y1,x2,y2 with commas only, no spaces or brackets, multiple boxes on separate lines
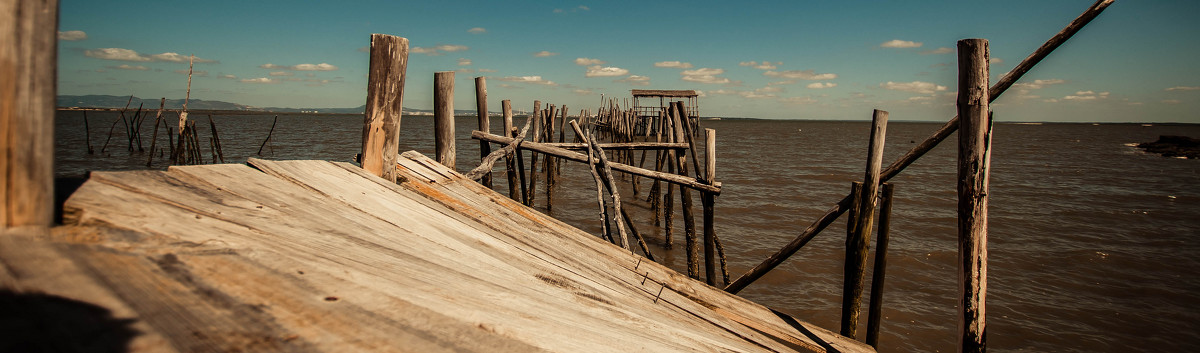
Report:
503,100,520,199
957,38,991,353
475,76,491,187
1,0,56,228
257,115,278,156
723,0,1114,295
866,183,896,348
145,98,164,166
702,128,717,286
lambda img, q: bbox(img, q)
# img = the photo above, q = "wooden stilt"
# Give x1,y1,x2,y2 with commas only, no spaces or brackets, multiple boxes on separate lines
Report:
866,183,896,348
434,71,456,170
475,76,491,187
957,38,992,353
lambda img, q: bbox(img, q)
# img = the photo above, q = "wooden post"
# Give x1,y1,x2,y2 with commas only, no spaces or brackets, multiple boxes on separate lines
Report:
434,71,456,170
503,100,519,200
842,109,888,339
722,0,1113,295
957,38,991,353
866,183,895,348
1,0,57,228
702,128,717,286
670,104,699,279
475,76,491,187
360,34,408,183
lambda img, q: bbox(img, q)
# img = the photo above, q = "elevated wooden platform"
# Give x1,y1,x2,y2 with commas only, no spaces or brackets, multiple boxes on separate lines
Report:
1,152,872,352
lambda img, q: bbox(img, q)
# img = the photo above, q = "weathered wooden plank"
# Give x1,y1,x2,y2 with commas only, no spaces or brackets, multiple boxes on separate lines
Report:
1,0,57,227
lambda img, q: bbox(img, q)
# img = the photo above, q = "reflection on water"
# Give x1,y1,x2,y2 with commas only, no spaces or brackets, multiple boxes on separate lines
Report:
56,111,1200,352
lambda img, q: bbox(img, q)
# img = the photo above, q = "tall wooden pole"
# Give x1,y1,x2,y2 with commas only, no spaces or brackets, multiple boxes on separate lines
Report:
475,77,491,187
702,128,717,286
841,109,888,338
1,0,57,229
866,183,896,348
503,100,519,199
434,71,456,170
360,34,408,183
957,38,991,353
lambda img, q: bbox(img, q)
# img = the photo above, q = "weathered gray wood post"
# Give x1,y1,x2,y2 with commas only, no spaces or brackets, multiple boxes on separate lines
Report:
434,71,456,169
866,182,896,348
475,77,491,187
957,38,991,353
702,128,717,286
842,109,888,338
503,100,519,199
1,0,57,229
360,34,408,183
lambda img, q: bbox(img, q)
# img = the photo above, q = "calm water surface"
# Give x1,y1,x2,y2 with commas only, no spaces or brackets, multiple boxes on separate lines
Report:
55,111,1200,352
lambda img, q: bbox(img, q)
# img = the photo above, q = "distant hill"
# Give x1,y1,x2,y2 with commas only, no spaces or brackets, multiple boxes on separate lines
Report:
57,94,486,115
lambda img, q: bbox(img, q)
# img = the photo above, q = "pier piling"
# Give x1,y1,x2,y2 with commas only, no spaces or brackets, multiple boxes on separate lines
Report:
360,33,409,183
956,38,991,353
434,71,456,170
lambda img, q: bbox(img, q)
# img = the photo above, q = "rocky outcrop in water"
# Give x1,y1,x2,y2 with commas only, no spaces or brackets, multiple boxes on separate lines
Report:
1138,135,1200,159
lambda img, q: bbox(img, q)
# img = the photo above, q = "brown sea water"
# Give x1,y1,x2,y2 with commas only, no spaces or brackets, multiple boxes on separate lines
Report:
55,111,1200,352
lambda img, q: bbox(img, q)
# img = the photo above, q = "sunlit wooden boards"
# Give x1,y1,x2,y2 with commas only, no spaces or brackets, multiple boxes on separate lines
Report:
0,152,873,353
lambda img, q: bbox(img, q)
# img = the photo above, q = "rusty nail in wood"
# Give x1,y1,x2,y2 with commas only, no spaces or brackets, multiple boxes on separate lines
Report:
654,285,664,304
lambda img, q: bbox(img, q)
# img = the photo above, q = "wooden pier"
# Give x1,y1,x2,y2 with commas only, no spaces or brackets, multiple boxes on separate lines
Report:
2,154,871,352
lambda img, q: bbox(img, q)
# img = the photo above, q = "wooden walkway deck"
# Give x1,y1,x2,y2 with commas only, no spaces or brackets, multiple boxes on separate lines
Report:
1,152,873,352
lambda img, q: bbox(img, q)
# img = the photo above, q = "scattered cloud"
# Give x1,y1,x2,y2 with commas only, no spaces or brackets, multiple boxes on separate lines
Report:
456,68,475,74
1162,99,1182,104
764,69,837,80
174,69,208,76
58,30,87,41
880,81,947,94
269,71,294,76
219,74,237,79
411,44,469,56
921,47,953,55
533,51,559,57
757,86,783,93
554,5,590,13
780,96,818,105
680,68,730,84
615,75,650,86
655,61,694,69
496,75,558,86
259,63,338,71
1166,86,1200,91
478,68,497,73
240,77,278,84
807,82,837,89
573,89,595,95
357,46,370,53
880,39,923,48
1013,79,1066,90
106,64,149,71
990,57,1004,65
768,80,796,86
1063,91,1109,101
468,27,487,34
458,58,472,66
585,65,629,77
575,57,606,66
84,49,218,63
739,61,781,70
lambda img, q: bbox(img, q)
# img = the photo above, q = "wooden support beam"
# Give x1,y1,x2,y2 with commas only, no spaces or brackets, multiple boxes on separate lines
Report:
957,38,991,353
473,131,722,194
866,183,895,348
475,76,491,188
841,109,888,339
360,34,408,183
539,142,689,151
702,128,717,286
1,0,57,228
434,71,456,170
722,0,1114,294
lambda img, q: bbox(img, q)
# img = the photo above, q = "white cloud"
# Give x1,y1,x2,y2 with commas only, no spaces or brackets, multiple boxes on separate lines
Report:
149,52,217,63
458,58,472,66
616,75,650,86
990,57,1004,65
682,68,724,76
240,77,278,84
259,63,338,71
573,89,595,95
768,80,796,86
881,39,923,48
880,81,947,94
496,75,557,86
757,86,783,93
780,96,818,105
107,64,149,71
679,68,730,84
575,57,606,66
58,30,87,41
533,51,559,57
764,69,837,80
1061,90,1109,101
1162,99,1182,104
219,74,237,79
807,82,837,89
655,61,694,69
585,65,629,77
456,68,475,74
554,5,590,13
1166,86,1200,91
1013,79,1066,90
921,47,953,55
84,48,151,62
411,44,470,56
738,61,781,70
269,71,294,77
477,68,497,73
468,27,487,34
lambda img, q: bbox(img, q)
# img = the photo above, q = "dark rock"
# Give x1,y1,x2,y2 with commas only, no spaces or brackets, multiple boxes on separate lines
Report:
1138,135,1200,159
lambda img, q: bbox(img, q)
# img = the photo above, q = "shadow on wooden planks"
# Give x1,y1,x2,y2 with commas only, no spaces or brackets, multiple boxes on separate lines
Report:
0,151,874,353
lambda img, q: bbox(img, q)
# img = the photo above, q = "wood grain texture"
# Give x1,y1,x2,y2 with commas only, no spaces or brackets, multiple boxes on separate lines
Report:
1,0,57,227
360,34,408,183
475,77,491,187
841,109,888,338
0,154,880,352
434,71,456,170
957,38,990,353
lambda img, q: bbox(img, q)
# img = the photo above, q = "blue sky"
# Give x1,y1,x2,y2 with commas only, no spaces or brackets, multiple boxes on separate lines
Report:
57,0,1199,122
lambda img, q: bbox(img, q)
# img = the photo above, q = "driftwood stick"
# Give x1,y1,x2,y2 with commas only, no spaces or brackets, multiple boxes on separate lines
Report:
502,100,519,199
100,96,133,154
145,98,164,166
723,0,1114,294
620,198,655,261
572,120,614,245
257,115,278,156
589,130,630,251
83,111,94,154
208,115,224,164
464,115,532,181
